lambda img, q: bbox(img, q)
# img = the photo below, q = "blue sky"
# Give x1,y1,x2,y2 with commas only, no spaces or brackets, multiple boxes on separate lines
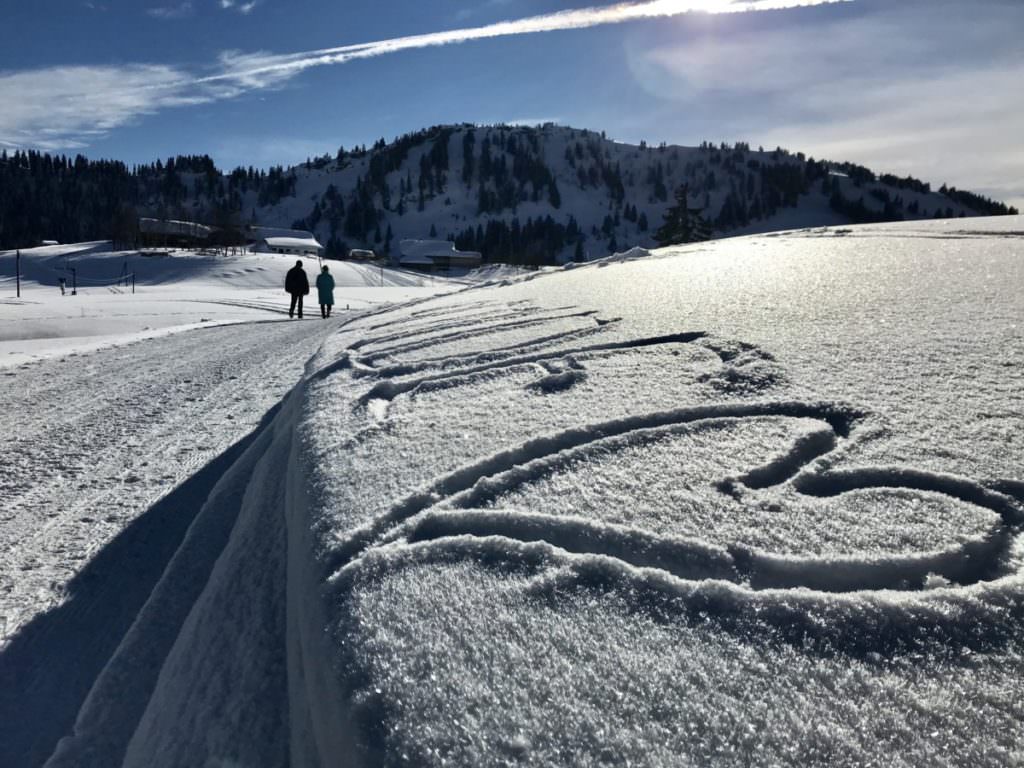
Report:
2,0,1022,208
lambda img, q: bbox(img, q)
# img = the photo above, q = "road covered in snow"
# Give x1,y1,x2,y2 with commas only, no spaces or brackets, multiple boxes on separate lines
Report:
0,317,343,767
2,219,1023,767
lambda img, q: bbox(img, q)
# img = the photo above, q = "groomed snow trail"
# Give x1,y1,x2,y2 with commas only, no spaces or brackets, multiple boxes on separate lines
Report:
0,317,338,768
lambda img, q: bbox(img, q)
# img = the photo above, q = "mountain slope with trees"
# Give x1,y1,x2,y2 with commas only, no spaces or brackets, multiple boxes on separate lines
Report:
1,124,1017,264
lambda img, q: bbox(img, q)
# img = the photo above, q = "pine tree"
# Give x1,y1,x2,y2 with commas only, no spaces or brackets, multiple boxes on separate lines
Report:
548,179,561,209
655,184,710,246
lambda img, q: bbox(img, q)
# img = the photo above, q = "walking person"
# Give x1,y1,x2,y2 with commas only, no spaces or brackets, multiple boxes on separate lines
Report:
316,264,336,319
284,260,309,318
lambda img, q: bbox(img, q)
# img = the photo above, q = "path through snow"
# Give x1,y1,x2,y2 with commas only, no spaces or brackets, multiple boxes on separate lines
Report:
0,317,337,768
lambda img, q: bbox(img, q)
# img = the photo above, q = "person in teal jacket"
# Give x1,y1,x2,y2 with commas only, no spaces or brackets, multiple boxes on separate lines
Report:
316,264,335,319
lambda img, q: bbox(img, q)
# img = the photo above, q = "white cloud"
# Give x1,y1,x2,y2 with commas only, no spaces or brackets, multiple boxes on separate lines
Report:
200,0,848,89
756,69,1024,210
0,65,202,151
220,0,259,13
147,2,194,19
2,0,846,150
633,1,1024,208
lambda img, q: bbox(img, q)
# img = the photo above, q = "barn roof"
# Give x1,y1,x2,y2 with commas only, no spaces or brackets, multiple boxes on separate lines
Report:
263,236,323,250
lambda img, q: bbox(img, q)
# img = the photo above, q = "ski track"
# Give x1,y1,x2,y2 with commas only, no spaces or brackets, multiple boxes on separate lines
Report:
0,317,336,768
356,310,596,362
0,320,335,641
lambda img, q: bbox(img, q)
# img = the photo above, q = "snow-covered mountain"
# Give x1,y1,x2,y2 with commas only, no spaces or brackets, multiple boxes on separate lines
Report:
237,123,1019,262
1,124,1017,263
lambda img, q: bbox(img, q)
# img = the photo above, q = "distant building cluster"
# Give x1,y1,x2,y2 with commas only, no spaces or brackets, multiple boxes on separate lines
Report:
248,227,323,257
138,218,324,257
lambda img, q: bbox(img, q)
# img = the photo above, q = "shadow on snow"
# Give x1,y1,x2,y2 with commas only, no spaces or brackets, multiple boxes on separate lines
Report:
0,404,280,768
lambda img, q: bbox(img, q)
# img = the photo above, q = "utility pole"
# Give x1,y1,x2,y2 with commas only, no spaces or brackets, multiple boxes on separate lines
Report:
15,249,20,298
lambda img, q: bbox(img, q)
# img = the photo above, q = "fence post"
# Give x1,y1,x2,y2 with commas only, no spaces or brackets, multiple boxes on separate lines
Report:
132,272,135,294
15,249,20,298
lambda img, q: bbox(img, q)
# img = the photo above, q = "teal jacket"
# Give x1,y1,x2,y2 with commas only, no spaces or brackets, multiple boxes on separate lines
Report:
316,273,335,305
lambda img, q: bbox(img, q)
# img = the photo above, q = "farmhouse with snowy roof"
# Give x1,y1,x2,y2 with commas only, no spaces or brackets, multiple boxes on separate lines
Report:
254,235,323,257
398,239,482,270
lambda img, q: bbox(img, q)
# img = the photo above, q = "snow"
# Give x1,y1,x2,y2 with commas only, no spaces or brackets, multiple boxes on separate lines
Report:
0,244,451,366
249,125,997,264
260,236,324,250
2,217,1023,767
0,241,456,767
287,215,1024,766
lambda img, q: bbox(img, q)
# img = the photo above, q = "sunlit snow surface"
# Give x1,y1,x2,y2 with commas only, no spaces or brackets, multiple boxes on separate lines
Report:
17,221,1022,767
286,218,1024,766
0,243,449,366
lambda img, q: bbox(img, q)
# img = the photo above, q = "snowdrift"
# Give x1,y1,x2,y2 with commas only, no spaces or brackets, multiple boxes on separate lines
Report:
43,217,1024,767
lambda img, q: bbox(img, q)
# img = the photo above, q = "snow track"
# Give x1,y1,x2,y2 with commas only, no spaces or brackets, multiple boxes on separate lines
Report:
305,296,1023,608
294,283,1023,764
0,318,337,768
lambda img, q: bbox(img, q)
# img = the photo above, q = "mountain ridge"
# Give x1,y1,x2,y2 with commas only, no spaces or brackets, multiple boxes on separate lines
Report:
1,123,1017,263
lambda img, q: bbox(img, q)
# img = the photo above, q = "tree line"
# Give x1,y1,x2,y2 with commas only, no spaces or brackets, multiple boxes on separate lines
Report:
1,127,1017,261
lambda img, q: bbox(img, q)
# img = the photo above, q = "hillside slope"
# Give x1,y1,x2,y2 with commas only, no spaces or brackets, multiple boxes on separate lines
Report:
275,124,1018,262
1,125,1017,263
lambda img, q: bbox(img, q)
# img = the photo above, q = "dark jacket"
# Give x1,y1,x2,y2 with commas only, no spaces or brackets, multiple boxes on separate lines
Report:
285,265,309,295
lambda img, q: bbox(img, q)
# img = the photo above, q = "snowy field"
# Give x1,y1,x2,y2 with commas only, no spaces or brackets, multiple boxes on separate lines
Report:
2,218,1023,766
0,243,447,367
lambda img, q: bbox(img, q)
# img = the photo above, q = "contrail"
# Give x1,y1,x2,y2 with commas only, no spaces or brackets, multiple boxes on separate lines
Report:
0,0,851,150
202,0,851,86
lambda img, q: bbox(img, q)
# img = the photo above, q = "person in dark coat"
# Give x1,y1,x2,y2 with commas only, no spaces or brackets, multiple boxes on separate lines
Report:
315,264,336,319
284,260,309,318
